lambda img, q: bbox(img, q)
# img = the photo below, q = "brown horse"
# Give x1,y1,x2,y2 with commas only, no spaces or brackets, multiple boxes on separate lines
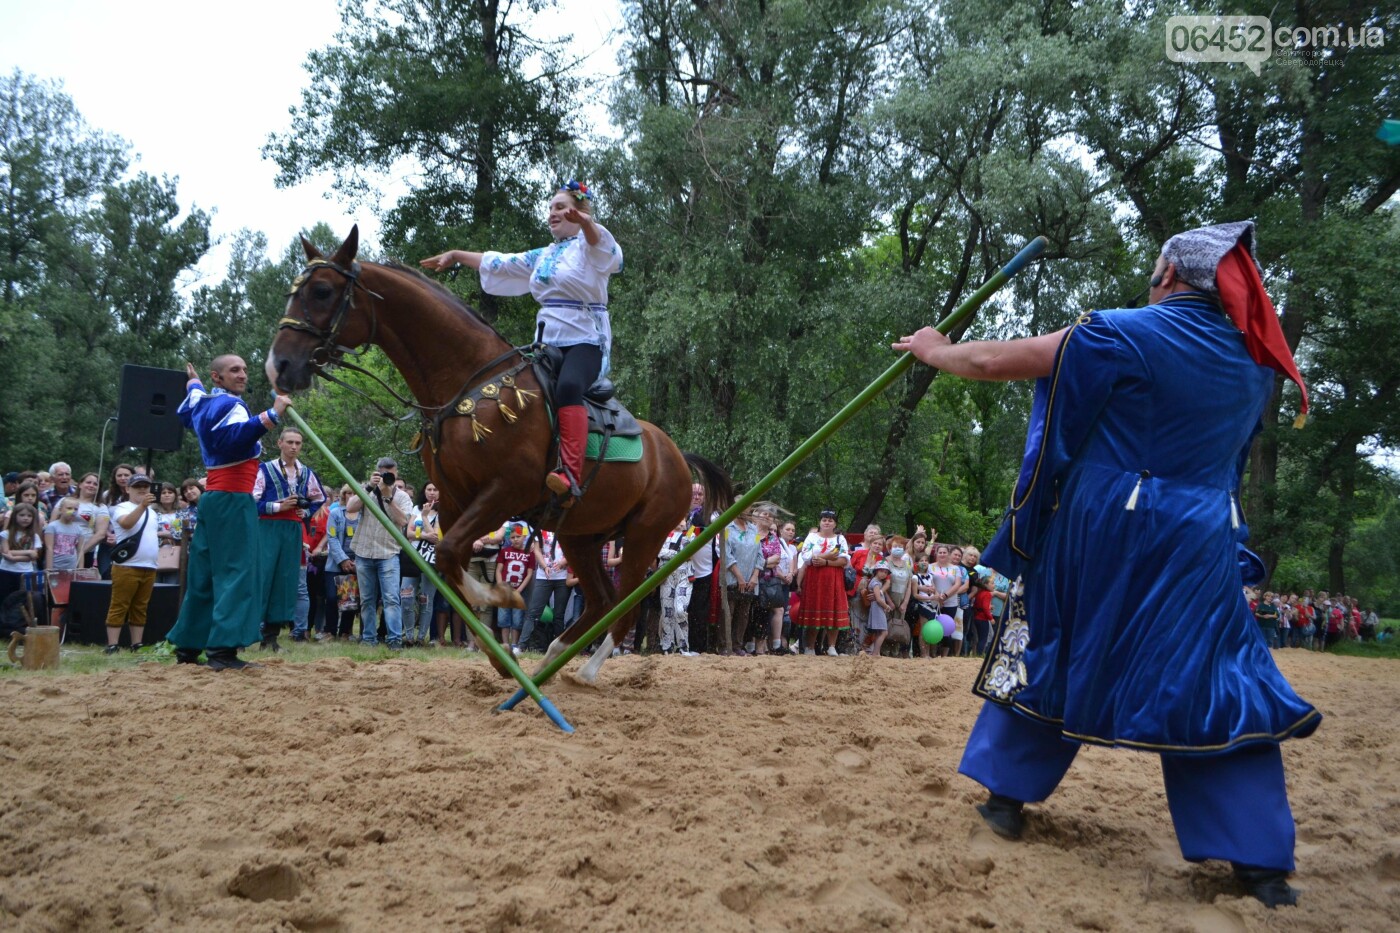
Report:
265,227,729,685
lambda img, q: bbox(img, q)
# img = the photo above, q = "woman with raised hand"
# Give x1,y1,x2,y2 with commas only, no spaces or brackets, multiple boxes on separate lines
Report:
420,180,623,504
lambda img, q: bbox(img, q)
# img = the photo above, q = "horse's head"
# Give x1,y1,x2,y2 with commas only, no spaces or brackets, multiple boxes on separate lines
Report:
266,225,374,393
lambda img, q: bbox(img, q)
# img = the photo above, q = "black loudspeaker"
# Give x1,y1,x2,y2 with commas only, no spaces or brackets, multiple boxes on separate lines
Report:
68,581,181,645
115,364,187,452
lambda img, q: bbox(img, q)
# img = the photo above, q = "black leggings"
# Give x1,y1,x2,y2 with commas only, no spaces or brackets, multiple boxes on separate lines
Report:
555,344,603,408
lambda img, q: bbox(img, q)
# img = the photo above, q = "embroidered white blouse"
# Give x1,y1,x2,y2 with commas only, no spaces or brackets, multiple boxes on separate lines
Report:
797,532,849,569
479,225,624,366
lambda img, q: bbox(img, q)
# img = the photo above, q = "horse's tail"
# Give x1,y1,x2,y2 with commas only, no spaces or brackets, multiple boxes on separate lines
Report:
683,451,734,518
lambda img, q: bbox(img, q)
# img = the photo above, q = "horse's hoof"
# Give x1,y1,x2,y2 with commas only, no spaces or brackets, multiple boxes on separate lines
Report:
564,672,598,688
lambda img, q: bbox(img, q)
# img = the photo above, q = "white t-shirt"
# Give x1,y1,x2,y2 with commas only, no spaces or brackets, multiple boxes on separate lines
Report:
930,564,962,608
536,531,570,581
111,502,160,569
689,512,720,577
0,529,43,572
75,499,108,534
776,539,797,578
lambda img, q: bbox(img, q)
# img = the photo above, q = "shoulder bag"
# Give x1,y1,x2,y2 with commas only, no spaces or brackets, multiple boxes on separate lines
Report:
110,511,150,564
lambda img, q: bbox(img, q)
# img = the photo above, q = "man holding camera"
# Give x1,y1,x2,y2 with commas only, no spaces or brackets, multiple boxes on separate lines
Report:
253,427,327,650
345,457,414,649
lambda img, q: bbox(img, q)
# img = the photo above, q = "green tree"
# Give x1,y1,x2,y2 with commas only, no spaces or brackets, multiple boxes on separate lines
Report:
264,0,576,322
600,0,916,520
1175,1,1400,585
0,70,127,467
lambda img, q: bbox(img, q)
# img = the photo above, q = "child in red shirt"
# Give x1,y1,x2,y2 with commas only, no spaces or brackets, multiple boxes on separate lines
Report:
494,523,535,652
973,587,994,651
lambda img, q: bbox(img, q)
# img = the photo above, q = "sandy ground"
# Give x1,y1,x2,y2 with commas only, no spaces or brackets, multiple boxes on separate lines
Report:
0,650,1395,932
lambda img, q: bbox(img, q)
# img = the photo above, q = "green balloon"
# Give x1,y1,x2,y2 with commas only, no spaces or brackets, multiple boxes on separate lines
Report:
541,605,554,624
921,618,945,645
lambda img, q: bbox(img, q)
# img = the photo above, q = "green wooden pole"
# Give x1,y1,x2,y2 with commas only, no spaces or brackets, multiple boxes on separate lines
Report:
283,406,574,733
500,236,1047,711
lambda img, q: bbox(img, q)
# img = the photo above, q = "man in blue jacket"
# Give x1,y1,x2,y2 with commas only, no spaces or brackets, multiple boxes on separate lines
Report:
167,356,289,671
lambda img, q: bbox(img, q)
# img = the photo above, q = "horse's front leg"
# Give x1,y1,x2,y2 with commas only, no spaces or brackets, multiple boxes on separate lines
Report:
436,498,527,677
549,535,616,685
438,510,525,614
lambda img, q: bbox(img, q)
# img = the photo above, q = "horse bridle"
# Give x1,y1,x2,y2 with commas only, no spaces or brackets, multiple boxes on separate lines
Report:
277,257,427,418
278,257,380,368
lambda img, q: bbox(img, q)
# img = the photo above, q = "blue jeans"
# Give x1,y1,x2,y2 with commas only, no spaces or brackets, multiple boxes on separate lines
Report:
411,576,437,641
521,578,570,648
498,606,526,630
293,563,310,637
356,555,402,646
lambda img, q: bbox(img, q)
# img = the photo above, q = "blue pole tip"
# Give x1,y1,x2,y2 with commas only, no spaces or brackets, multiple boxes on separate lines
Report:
499,688,528,713
536,697,575,734
1000,236,1048,279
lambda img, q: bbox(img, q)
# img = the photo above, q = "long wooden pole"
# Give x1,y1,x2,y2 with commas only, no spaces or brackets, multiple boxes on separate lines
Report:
283,406,575,733
500,236,1048,711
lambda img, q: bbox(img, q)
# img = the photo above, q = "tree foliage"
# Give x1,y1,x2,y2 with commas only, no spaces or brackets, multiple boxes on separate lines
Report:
264,0,577,321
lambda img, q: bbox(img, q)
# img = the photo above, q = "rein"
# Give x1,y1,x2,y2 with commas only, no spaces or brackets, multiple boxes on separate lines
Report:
280,257,550,435
278,256,570,522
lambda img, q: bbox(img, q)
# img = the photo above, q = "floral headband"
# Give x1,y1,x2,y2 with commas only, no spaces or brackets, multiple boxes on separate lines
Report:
560,179,593,202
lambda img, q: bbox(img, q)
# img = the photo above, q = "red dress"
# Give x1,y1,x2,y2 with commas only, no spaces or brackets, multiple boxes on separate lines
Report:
796,533,850,630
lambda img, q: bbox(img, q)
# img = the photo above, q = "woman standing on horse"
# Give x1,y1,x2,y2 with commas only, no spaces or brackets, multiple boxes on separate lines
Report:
420,180,623,502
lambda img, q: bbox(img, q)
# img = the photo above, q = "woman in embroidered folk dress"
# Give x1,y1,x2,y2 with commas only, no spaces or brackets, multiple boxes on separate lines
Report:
420,181,623,502
795,509,849,656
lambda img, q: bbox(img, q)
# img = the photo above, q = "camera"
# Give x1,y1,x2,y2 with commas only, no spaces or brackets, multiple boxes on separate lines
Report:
295,496,313,511
379,471,396,488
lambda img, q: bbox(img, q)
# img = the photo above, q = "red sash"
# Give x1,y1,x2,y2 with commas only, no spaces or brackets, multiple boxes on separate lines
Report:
205,460,258,494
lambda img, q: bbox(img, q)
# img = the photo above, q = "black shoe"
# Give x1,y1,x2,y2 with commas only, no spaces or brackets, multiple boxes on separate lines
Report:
207,649,259,672
976,793,1026,840
1232,864,1298,908
291,633,307,643
175,648,205,665
259,636,281,653
128,642,143,652
103,644,120,655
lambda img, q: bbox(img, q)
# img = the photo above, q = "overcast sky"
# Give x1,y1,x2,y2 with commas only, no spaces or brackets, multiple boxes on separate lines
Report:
0,0,624,282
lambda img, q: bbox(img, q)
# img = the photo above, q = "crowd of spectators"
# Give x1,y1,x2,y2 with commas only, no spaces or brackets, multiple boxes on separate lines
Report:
1248,589,1382,649
0,463,1388,659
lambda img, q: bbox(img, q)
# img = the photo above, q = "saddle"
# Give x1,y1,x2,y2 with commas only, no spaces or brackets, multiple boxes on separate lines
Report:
423,343,642,517
530,345,642,440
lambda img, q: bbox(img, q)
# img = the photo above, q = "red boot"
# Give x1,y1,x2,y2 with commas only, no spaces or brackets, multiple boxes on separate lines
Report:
546,405,588,502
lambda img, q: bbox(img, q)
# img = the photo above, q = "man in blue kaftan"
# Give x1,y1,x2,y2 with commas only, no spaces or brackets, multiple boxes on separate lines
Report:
893,221,1316,908
168,355,289,671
